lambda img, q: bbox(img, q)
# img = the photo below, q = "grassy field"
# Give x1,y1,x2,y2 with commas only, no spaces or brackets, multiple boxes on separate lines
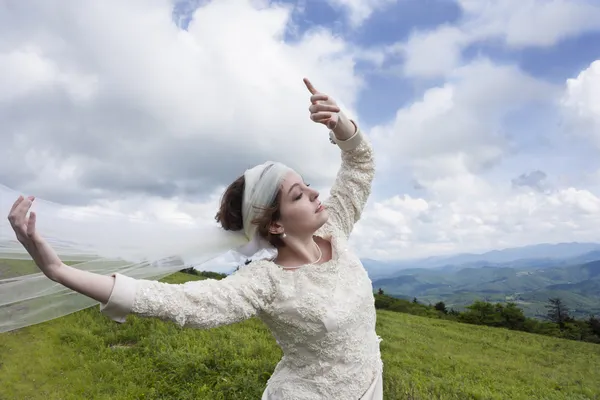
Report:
1,272,599,399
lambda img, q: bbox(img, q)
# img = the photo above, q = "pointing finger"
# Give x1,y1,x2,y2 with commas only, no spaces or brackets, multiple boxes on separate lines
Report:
303,78,318,95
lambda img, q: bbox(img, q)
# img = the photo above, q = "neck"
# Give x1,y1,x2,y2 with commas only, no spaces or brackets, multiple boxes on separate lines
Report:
275,233,320,267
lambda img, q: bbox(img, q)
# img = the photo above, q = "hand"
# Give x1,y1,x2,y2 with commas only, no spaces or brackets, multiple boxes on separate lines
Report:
7,195,63,281
304,78,341,130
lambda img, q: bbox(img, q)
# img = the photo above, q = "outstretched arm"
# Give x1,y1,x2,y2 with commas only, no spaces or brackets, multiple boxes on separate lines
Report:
7,195,115,303
99,261,275,328
304,79,375,239
7,196,275,329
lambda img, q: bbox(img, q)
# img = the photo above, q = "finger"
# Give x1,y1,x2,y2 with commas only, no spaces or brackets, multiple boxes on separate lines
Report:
27,211,36,237
309,104,340,113
303,78,318,95
9,195,24,214
13,197,33,222
310,94,328,104
311,112,333,122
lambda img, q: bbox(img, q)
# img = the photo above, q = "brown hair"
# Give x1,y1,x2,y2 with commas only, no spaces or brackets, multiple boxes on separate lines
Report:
215,176,286,248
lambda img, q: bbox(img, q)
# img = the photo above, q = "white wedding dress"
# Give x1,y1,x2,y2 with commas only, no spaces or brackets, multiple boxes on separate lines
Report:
99,130,384,399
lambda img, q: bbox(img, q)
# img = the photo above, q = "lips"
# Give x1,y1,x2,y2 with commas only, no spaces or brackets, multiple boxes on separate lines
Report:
316,203,324,213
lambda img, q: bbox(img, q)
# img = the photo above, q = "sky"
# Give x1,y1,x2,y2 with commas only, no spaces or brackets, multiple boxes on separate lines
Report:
1,0,600,262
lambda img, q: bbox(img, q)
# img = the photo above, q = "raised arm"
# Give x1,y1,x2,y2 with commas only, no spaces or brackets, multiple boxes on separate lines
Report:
324,121,375,239
304,78,375,239
99,261,276,328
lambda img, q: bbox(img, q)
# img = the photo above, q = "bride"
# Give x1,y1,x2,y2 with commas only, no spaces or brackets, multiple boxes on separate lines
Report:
6,78,383,399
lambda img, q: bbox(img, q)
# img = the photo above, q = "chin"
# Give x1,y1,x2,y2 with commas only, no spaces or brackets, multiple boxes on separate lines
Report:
315,208,329,227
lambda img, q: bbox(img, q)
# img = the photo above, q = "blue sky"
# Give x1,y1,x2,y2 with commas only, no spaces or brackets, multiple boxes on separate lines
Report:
268,0,600,126
251,0,600,205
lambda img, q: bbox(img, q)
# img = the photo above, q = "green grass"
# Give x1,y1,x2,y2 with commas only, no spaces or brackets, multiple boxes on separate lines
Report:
0,258,42,278
1,272,599,399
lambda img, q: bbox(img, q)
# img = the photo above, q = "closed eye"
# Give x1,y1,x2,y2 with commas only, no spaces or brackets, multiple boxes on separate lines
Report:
291,182,311,201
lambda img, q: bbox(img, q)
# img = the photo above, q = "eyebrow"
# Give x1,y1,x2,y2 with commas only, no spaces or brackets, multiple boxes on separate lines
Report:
287,183,301,195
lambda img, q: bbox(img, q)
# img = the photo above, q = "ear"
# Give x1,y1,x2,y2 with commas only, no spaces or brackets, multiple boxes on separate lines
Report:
268,221,284,235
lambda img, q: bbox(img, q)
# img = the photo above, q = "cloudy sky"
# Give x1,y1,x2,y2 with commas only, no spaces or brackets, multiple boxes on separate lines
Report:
1,0,600,261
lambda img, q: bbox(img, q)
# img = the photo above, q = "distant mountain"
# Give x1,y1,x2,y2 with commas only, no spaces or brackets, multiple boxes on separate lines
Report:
434,242,600,265
371,259,600,319
362,242,600,278
560,250,600,266
360,259,401,280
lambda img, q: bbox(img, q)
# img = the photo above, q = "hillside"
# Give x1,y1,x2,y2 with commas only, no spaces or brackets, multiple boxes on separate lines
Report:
373,260,600,318
1,272,599,399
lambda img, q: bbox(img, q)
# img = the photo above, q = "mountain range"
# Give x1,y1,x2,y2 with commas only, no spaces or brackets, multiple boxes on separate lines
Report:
363,242,600,319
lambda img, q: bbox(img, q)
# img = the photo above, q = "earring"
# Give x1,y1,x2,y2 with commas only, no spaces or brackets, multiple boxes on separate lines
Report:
281,233,287,238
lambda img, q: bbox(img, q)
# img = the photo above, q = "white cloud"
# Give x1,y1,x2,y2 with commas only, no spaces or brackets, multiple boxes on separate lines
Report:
401,26,467,78
0,0,370,268
459,0,600,48
325,0,398,28
562,59,600,145
352,58,600,261
352,184,600,260
0,0,361,204
400,0,600,78
371,58,557,193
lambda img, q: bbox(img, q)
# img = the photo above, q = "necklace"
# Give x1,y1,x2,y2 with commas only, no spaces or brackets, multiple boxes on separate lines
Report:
310,240,323,265
282,240,322,270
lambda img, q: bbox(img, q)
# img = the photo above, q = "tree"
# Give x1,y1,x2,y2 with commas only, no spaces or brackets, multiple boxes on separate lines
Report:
196,271,227,280
546,297,570,329
377,288,384,295
588,315,600,337
179,267,198,276
412,297,418,304
499,302,526,330
434,301,448,314
459,301,503,326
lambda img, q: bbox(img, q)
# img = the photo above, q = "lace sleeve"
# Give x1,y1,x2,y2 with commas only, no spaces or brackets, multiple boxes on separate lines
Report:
325,127,375,239
99,262,276,329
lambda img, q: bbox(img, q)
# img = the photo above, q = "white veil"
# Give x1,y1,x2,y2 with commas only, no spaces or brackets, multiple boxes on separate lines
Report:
0,161,292,333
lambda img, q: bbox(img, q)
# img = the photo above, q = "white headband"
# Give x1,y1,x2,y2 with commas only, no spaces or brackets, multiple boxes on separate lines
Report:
237,161,292,258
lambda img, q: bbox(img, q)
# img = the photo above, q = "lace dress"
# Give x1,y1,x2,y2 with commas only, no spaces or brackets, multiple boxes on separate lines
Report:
100,129,383,399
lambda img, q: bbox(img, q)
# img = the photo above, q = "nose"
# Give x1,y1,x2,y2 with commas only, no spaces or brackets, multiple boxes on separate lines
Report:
310,188,320,201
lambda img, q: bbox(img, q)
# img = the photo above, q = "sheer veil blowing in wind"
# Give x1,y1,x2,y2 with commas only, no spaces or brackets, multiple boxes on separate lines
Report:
0,149,293,333
0,183,250,333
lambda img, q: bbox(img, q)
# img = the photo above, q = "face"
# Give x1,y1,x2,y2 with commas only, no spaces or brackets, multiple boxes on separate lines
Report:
272,170,328,238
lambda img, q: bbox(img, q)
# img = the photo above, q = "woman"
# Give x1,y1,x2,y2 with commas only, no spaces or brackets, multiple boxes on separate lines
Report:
7,79,382,399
